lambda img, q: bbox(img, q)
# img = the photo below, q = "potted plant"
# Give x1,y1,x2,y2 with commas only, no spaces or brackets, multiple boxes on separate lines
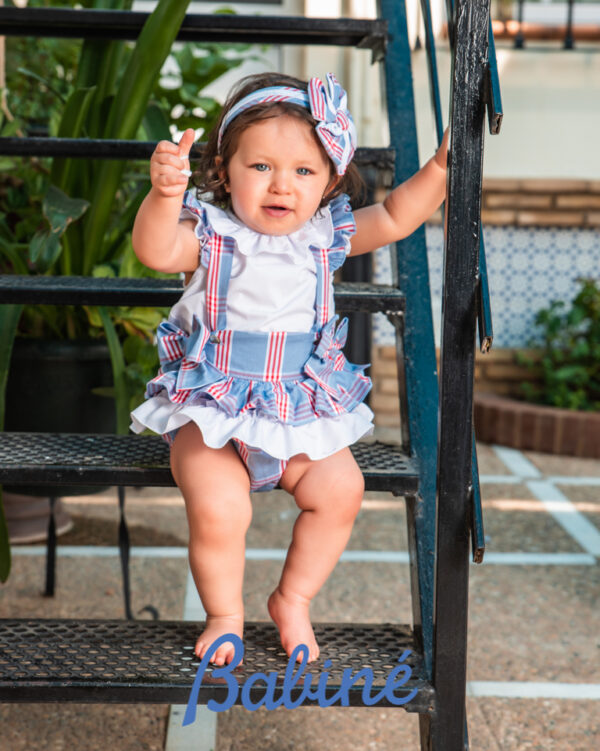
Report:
0,0,256,581
474,277,600,457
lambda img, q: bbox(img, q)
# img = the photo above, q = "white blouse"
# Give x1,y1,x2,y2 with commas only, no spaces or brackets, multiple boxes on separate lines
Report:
173,199,336,334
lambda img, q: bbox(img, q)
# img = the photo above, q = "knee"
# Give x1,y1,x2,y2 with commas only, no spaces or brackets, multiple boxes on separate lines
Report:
332,469,365,521
298,465,364,523
188,493,252,542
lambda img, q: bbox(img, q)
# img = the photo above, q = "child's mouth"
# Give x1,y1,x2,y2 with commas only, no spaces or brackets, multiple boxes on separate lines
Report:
263,205,291,217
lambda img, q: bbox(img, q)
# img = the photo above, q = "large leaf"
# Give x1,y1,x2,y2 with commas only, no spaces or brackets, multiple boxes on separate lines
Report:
142,102,172,141
50,86,97,191
44,185,90,237
27,186,89,274
28,229,62,272
97,306,130,435
82,0,193,273
0,303,23,582
28,185,89,274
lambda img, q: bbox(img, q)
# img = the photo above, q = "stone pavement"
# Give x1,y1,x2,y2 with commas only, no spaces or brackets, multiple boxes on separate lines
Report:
0,435,598,750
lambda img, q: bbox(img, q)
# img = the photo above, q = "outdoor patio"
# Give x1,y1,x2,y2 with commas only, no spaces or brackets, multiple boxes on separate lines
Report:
0,430,598,750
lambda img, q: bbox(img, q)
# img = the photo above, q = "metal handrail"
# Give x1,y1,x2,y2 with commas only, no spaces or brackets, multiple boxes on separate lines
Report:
513,0,590,50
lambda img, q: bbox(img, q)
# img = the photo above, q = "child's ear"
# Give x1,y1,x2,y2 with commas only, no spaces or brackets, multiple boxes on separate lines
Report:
215,155,230,192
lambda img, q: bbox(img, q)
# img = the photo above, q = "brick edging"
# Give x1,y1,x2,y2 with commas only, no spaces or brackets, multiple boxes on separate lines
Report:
474,392,600,458
426,179,600,228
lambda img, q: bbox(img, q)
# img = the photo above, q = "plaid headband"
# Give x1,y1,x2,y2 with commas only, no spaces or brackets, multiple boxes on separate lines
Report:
217,73,357,176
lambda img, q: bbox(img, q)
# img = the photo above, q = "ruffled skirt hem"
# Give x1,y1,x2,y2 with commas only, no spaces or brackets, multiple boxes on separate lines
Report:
130,395,374,461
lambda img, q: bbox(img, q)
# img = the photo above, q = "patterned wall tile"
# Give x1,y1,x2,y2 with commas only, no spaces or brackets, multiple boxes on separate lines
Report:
372,225,600,348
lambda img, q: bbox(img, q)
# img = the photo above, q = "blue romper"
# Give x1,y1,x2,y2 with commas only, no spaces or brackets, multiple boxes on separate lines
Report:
129,191,373,492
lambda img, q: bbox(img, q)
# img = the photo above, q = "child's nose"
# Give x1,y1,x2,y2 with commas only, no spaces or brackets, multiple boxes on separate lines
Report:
270,171,290,193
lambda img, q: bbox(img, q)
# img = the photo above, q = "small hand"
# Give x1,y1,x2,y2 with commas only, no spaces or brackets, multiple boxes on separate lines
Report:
150,128,196,198
434,126,450,170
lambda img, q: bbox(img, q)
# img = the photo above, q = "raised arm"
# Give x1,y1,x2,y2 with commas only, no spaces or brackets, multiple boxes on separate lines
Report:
132,128,200,274
349,128,449,256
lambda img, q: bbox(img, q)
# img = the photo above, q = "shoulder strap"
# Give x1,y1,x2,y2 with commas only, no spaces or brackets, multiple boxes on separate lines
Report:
309,246,332,330
205,233,235,331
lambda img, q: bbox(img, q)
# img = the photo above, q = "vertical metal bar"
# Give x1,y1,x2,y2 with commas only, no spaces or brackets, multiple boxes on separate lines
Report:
378,0,439,685
431,0,490,748
387,311,411,453
564,0,575,49
515,0,525,49
118,485,134,620
419,0,445,143
470,431,486,563
477,233,493,353
44,495,57,597
342,165,376,371
422,0,492,538
486,18,503,135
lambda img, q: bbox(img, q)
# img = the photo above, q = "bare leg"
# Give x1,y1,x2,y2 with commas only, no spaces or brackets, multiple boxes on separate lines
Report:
170,422,252,665
268,447,364,662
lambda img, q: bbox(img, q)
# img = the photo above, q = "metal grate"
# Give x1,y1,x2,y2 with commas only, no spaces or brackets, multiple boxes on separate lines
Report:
0,433,418,494
0,619,433,712
0,9,388,59
0,276,405,312
0,139,393,169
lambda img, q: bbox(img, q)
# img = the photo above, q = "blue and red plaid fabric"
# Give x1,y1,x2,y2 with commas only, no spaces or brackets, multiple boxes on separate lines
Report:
146,192,370,491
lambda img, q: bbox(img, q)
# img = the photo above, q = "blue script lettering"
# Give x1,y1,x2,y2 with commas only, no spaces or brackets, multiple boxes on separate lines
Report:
281,643,311,709
182,633,244,725
241,670,278,711
383,649,418,706
182,636,416,724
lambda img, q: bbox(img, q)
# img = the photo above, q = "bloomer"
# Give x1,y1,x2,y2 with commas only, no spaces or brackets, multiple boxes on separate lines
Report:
231,438,288,492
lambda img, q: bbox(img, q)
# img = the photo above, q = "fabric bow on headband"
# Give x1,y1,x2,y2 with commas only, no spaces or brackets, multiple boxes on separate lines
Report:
308,74,356,176
217,73,357,176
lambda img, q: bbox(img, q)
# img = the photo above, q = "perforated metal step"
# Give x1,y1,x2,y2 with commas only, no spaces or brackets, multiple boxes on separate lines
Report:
0,433,418,495
0,139,394,169
0,619,434,712
0,276,405,312
0,8,388,58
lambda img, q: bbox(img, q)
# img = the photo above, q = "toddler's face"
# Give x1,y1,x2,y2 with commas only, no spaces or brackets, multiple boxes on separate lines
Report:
222,114,336,236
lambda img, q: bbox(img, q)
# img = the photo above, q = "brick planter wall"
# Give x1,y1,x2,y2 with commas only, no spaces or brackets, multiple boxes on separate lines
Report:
474,392,600,459
372,349,599,458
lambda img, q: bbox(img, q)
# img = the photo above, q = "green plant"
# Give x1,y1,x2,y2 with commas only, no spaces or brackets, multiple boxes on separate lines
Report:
517,277,600,412
0,0,259,582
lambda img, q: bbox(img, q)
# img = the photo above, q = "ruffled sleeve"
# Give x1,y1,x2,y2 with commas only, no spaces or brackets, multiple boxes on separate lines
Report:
179,190,212,268
327,193,356,272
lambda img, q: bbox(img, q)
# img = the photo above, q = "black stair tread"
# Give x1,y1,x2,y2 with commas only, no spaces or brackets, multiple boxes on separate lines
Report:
0,433,418,494
0,138,394,171
0,276,405,312
0,8,387,56
0,619,433,712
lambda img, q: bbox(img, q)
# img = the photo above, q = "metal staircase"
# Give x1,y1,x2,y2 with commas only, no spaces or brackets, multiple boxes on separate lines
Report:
0,1,501,747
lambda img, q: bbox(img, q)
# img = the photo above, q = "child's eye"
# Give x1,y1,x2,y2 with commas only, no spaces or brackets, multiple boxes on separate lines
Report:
297,167,312,176
252,163,269,172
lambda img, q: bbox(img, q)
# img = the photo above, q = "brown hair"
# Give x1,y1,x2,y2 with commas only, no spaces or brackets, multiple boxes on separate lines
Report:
191,72,364,210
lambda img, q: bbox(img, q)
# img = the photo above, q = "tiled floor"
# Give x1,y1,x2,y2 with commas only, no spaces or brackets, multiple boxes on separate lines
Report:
0,439,598,750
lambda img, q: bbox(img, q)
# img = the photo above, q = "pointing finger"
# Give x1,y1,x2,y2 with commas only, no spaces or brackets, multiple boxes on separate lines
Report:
177,128,196,160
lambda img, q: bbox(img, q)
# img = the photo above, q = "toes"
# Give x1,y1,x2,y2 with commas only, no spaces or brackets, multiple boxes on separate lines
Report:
195,640,238,666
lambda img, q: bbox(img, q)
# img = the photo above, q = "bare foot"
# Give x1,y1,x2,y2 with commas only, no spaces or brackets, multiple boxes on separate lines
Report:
268,587,319,662
194,614,244,666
